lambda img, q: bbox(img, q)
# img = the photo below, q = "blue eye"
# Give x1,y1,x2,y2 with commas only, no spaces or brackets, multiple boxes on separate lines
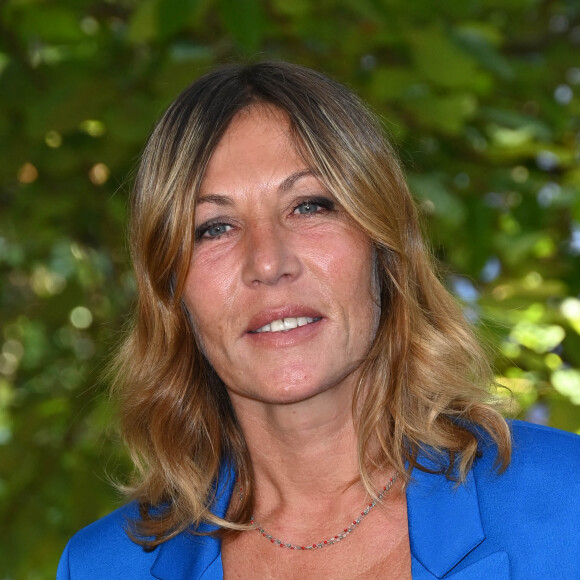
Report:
293,198,334,215
295,202,320,214
196,223,232,240
206,224,231,237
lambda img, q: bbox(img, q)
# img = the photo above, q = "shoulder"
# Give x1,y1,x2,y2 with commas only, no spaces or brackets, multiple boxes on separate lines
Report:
408,422,579,577
407,421,580,579
473,421,579,560
508,418,580,454
57,464,235,579
57,502,159,580
477,419,580,478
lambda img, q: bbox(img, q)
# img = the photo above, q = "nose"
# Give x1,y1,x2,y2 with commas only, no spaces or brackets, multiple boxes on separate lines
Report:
241,223,301,286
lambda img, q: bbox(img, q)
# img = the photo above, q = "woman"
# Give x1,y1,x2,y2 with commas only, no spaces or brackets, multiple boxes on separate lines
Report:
58,61,579,579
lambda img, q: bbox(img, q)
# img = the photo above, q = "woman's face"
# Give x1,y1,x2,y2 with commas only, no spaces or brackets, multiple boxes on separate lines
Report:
184,106,379,406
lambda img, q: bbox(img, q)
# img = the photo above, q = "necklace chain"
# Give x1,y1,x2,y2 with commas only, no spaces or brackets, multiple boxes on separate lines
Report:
242,471,398,551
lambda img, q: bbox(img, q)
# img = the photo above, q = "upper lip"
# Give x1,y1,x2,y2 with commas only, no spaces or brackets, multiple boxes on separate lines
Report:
246,306,324,334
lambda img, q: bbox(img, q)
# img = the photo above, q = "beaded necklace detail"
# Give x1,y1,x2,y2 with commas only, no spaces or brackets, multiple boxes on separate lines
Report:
242,471,398,551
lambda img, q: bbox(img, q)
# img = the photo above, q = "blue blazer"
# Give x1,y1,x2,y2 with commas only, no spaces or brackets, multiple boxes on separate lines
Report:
57,421,580,579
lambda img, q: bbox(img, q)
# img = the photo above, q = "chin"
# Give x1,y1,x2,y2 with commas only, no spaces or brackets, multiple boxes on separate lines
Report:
253,384,321,405
259,374,350,406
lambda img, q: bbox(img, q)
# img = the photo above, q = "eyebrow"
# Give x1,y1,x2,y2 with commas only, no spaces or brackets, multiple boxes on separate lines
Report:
196,169,318,205
196,193,233,206
278,169,317,192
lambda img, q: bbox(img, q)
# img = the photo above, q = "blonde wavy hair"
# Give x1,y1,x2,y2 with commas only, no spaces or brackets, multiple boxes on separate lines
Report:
113,61,511,546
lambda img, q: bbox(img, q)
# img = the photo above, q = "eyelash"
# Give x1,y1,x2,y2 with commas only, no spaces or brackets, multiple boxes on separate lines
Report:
194,196,336,241
292,196,335,215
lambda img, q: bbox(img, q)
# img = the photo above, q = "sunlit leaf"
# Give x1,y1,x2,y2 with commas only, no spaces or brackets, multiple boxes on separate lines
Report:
552,369,580,405
510,322,565,354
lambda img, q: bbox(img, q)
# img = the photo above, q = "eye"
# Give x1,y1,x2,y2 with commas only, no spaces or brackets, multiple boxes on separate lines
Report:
195,222,232,240
293,197,335,215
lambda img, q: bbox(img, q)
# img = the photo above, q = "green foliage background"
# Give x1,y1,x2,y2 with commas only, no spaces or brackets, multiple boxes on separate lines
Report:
1,0,579,577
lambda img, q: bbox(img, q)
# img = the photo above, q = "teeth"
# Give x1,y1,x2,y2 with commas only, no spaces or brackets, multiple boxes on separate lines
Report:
270,319,284,332
253,317,317,333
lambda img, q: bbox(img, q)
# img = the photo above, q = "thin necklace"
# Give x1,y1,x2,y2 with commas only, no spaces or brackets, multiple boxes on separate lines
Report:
242,471,398,551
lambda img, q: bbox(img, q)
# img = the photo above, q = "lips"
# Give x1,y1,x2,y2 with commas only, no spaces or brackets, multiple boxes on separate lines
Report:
247,307,324,335
250,316,321,333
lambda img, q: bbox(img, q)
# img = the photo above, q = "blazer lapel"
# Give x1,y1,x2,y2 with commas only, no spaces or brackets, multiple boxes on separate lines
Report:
151,463,236,580
406,461,510,579
151,528,222,580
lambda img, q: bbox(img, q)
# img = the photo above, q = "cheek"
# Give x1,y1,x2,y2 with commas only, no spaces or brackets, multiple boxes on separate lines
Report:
182,260,234,351
185,251,237,311
324,234,376,299
308,231,378,338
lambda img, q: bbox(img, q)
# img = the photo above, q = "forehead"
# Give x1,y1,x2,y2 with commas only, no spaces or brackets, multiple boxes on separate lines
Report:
198,105,312,196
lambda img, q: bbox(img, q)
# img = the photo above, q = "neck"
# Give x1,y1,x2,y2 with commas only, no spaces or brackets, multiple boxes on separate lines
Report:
229,378,366,508
225,378,404,549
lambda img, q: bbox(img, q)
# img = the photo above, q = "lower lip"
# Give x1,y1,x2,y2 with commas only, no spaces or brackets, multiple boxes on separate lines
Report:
246,318,324,346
